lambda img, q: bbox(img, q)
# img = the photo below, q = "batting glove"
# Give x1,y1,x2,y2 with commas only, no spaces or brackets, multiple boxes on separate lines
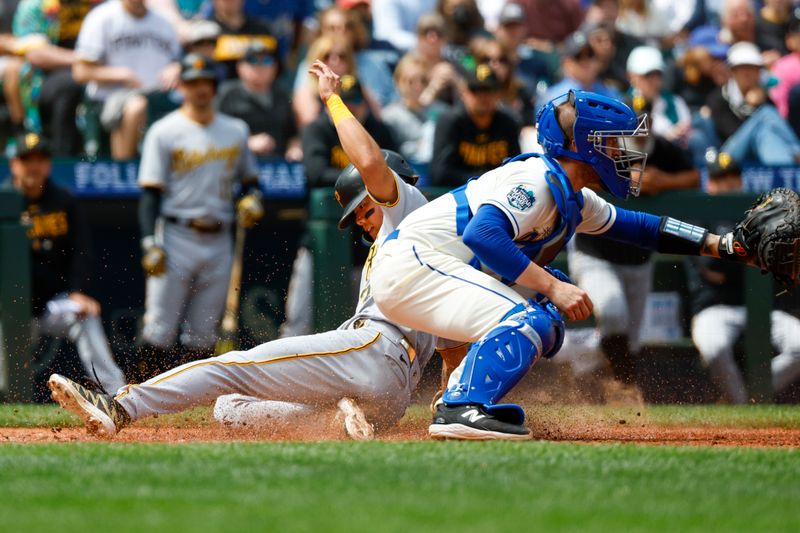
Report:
237,192,265,229
141,244,167,276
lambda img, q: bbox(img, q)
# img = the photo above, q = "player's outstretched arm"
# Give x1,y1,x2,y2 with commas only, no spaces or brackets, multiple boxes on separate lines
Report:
308,60,397,204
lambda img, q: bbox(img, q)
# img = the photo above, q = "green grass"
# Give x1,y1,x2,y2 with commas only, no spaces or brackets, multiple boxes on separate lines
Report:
2,404,800,532
0,441,798,533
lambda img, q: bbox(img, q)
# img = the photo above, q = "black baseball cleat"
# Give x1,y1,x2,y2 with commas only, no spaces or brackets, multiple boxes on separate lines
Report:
48,374,130,438
428,403,532,441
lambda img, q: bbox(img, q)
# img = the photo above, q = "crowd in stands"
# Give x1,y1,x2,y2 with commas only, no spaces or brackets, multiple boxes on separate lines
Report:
4,0,800,403
0,0,798,174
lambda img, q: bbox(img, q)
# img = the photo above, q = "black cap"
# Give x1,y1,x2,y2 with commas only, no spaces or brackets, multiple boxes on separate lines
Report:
706,150,740,179
335,164,369,229
243,40,277,62
563,31,593,58
180,53,218,82
499,3,525,25
13,132,51,159
339,74,365,103
464,62,500,91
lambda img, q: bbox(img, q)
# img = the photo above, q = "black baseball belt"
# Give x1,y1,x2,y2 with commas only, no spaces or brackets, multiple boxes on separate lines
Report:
164,216,227,234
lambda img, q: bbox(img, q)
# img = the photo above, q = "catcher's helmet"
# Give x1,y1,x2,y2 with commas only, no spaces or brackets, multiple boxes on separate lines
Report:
180,53,218,82
334,149,420,229
536,90,648,199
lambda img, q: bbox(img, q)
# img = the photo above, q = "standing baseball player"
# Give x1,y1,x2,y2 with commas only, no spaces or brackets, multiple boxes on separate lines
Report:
369,89,799,440
134,53,264,380
46,60,460,440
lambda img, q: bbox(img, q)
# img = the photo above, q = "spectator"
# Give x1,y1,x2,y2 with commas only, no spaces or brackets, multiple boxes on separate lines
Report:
583,20,630,94
494,2,559,95
755,0,794,57
706,41,800,164
626,46,693,148
769,9,800,123
568,111,699,397
583,0,646,87
429,62,521,187
719,0,782,65
293,33,359,128
73,0,181,160
674,25,730,112
615,0,694,48
1,35,24,149
382,53,448,165
217,41,302,160
7,132,127,392
436,0,487,64
470,36,535,132
208,0,275,80
687,150,800,403
372,0,437,52
338,0,399,106
514,0,584,45
413,12,460,106
11,0,100,156
539,30,623,114
238,0,316,62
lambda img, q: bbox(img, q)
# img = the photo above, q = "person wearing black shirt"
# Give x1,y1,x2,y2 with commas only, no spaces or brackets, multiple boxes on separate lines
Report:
687,151,800,403
568,127,700,396
9,133,126,391
217,41,301,160
430,62,520,187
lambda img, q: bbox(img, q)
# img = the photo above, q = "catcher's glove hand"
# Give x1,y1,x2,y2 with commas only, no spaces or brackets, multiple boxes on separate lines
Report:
237,191,265,229
719,187,800,289
141,245,167,276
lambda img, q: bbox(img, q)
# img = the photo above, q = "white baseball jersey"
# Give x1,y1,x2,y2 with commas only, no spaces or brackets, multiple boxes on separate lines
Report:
371,156,620,343
340,171,437,366
397,157,617,265
138,110,258,224
75,0,180,100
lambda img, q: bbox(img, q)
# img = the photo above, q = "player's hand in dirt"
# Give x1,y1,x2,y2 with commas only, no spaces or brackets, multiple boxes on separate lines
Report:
309,60,340,103
547,281,593,321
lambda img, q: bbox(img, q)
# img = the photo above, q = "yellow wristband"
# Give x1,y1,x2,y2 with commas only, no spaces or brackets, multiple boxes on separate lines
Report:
326,94,355,126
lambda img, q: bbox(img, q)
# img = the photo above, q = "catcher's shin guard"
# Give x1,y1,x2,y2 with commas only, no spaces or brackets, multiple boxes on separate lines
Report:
442,302,564,421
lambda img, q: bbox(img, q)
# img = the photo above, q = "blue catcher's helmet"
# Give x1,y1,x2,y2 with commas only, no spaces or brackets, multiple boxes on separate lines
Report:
536,90,648,199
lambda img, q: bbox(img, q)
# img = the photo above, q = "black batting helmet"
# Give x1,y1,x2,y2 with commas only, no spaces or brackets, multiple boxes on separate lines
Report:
334,150,420,229
180,53,218,82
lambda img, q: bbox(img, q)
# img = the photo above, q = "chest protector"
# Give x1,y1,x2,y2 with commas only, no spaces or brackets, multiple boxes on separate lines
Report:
451,152,585,269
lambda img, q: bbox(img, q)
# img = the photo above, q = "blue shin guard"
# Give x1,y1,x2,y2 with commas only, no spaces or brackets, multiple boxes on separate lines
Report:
442,302,565,423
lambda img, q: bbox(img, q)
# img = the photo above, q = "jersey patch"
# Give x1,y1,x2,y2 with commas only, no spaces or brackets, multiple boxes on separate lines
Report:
506,185,535,211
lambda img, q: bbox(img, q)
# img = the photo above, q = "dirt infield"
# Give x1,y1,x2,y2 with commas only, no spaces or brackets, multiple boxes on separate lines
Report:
3,418,800,448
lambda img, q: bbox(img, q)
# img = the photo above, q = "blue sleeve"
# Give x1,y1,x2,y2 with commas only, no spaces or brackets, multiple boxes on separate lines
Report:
599,207,661,250
463,205,530,281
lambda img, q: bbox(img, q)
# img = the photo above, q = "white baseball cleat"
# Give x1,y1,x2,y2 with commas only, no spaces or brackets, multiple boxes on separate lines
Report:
336,398,374,441
47,373,129,438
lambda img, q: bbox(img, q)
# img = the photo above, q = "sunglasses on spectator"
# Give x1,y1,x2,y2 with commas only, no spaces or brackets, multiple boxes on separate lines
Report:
246,54,275,66
324,51,348,61
486,55,510,65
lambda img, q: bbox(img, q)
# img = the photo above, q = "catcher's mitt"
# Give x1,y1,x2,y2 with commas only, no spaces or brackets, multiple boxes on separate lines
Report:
719,187,800,289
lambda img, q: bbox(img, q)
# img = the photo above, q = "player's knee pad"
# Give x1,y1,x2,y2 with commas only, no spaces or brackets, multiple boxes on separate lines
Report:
443,301,564,408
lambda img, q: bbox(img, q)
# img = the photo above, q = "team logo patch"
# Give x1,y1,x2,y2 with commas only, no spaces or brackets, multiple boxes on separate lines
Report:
507,185,535,211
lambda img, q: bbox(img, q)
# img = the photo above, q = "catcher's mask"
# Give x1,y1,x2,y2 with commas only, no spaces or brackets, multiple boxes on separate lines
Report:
536,90,648,199
334,149,419,229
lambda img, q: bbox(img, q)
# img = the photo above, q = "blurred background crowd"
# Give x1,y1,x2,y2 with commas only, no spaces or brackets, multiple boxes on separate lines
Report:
0,0,798,176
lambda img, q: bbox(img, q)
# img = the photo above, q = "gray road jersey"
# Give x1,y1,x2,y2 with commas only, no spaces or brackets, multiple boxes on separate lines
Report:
339,172,436,369
138,111,258,224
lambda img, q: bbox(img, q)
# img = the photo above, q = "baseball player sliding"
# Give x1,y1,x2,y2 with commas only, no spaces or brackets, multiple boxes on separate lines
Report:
370,89,800,440
46,60,462,440
134,53,264,380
